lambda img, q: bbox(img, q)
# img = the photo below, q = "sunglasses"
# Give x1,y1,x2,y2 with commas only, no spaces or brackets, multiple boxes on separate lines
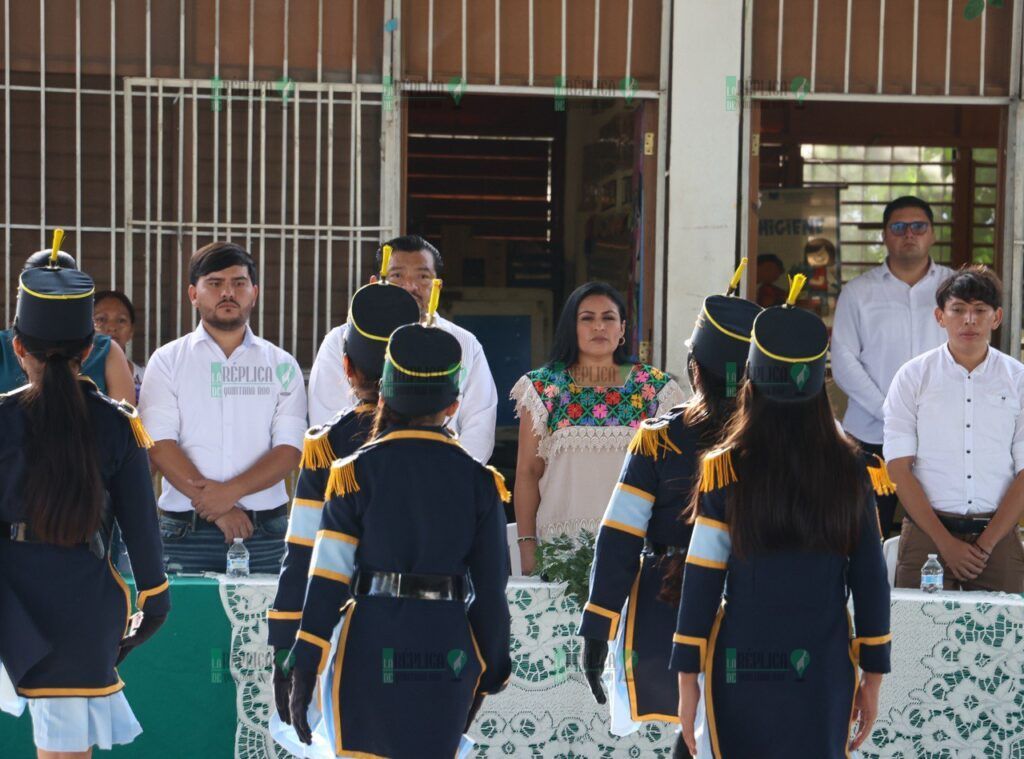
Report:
888,221,931,236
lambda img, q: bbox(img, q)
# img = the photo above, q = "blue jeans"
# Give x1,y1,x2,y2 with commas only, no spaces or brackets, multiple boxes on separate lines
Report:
159,507,288,574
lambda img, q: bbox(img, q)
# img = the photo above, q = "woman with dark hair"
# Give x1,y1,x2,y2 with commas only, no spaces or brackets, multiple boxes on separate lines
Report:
267,274,419,749
578,262,760,749
672,278,891,758
93,290,145,399
284,282,511,758
511,282,684,574
0,238,169,756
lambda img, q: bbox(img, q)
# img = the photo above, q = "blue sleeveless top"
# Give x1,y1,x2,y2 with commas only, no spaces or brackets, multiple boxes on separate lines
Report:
0,330,111,393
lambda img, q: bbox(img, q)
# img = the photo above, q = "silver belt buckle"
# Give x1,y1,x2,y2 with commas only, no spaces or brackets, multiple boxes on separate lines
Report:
10,522,27,542
369,571,401,597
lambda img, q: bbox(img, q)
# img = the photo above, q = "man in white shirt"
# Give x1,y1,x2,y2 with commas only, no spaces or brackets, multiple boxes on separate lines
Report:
140,242,307,573
884,266,1024,592
831,196,954,536
308,235,498,462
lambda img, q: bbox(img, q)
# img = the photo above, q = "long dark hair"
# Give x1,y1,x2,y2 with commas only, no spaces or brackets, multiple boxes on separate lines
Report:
660,355,742,603
15,328,104,546
689,381,864,558
546,282,632,368
369,401,447,440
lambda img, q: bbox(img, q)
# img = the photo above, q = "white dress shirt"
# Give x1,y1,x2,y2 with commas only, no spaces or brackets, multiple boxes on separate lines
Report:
831,259,953,444
307,314,498,462
883,343,1024,516
139,323,308,512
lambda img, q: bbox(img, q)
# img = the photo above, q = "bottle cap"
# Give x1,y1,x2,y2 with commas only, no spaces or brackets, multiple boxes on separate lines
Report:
927,553,937,559
234,537,243,543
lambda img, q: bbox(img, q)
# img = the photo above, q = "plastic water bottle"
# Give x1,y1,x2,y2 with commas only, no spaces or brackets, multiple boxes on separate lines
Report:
920,554,943,593
227,538,250,578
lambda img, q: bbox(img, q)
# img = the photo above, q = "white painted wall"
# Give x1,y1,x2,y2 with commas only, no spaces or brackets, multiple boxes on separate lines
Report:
663,0,746,379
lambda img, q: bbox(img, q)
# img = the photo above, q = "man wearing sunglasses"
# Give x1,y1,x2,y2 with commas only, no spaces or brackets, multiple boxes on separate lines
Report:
832,196,953,537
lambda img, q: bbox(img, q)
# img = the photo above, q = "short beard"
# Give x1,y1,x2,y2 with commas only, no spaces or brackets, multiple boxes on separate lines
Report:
200,303,252,331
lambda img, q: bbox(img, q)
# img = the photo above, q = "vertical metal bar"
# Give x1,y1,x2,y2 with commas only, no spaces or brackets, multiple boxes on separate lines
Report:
156,80,164,355
528,0,534,86
258,88,267,333
176,0,184,335
593,0,600,91
325,87,335,332
877,0,886,94
843,0,851,93
776,0,784,88
945,0,953,96
75,0,82,264
245,0,254,286
212,0,220,239
352,0,359,85
461,0,467,85
348,87,356,298
123,82,133,313
354,87,362,292
427,0,433,83
494,0,500,86
625,0,633,88
312,0,324,356
560,0,566,89
1009,0,1023,98
191,81,198,330
142,0,152,360
291,89,300,357
911,0,919,95
226,74,233,239
110,0,117,289
979,2,987,96
810,0,818,92
39,0,46,250
3,0,10,323
652,0,670,368
279,0,289,347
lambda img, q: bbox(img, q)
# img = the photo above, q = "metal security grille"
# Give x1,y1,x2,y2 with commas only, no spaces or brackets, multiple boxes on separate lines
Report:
123,78,384,366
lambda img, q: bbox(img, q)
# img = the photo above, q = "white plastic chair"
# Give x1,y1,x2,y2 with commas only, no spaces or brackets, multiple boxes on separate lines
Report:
882,537,899,588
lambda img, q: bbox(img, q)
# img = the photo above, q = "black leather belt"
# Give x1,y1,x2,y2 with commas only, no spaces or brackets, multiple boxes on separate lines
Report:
159,503,287,527
936,514,992,535
643,540,686,558
354,571,473,603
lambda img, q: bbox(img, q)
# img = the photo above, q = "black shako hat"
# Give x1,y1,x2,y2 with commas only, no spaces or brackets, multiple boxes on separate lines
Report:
748,274,829,402
687,257,763,379
344,281,420,381
15,230,95,342
381,279,462,416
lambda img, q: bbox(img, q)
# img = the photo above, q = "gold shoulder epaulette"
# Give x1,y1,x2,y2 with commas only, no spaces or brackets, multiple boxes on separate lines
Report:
699,448,737,493
866,454,896,496
627,417,682,461
102,396,154,449
486,465,511,503
299,424,338,471
325,454,360,500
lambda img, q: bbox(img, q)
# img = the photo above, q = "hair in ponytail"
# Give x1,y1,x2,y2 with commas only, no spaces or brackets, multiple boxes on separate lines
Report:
15,328,104,546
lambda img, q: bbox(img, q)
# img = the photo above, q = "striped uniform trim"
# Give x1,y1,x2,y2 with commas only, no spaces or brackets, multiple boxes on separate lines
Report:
136,578,170,610
685,516,731,570
297,630,333,674
268,609,303,620
309,529,359,583
286,498,324,545
672,633,707,665
601,482,655,538
852,632,893,658
582,602,622,640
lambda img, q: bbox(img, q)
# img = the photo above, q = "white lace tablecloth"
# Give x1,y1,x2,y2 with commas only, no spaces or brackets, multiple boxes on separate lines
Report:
214,577,1024,758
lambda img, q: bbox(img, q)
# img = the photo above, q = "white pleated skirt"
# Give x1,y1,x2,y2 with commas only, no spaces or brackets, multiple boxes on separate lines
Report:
0,664,142,752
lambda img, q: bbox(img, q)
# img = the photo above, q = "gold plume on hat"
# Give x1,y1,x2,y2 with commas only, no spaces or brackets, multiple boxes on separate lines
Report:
726,257,748,296
50,228,65,266
426,278,442,326
785,273,808,306
379,244,392,282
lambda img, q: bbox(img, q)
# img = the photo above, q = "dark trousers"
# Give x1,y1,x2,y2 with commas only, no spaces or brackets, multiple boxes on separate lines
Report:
854,438,898,539
159,506,288,574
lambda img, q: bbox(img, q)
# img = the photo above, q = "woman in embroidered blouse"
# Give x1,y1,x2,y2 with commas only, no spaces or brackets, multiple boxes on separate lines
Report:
511,282,685,575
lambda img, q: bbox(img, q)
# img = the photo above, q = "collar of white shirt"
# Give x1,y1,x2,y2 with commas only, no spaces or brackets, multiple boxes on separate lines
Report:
188,321,258,353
